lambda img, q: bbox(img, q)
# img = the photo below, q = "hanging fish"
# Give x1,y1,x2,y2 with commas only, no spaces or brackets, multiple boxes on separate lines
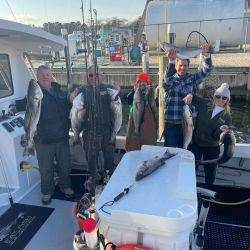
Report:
196,132,236,165
133,87,145,137
107,88,122,143
70,92,86,145
182,104,193,149
21,79,43,157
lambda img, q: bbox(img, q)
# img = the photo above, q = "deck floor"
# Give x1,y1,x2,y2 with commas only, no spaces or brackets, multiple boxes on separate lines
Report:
0,169,249,250
0,185,78,250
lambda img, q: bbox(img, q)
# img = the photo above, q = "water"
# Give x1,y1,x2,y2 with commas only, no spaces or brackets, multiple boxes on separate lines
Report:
118,101,250,144
230,101,250,143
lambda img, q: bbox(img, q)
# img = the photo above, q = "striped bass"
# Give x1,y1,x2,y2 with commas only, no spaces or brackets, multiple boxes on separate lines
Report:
135,149,177,181
159,42,202,59
196,132,236,165
20,79,43,157
70,92,86,145
182,105,193,149
107,88,122,143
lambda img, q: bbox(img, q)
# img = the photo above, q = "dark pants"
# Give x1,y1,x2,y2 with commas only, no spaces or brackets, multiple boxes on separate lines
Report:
164,123,183,148
188,142,220,189
35,140,72,195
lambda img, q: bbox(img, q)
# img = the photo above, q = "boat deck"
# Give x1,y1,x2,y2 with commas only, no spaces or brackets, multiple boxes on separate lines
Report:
0,163,249,250
0,185,78,250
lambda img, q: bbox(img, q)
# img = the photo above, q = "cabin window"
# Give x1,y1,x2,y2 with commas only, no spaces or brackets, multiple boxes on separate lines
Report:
246,0,250,11
0,54,13,99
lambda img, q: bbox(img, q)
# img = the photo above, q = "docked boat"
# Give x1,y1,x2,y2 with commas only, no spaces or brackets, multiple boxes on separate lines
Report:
0,19,250,250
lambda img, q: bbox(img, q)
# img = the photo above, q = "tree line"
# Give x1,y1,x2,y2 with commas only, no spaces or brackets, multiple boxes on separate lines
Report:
40,17,142,36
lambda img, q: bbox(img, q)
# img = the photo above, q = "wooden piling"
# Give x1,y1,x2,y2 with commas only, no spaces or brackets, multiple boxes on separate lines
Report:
158,56,167,139
142,52,149,73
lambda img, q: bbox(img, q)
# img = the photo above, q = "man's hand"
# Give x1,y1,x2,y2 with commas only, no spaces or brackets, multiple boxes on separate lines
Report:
201,43,210,57
183,95,192,105
167,48,176,61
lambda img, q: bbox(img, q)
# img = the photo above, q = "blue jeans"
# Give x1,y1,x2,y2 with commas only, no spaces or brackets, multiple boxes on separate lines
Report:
164,123,183,148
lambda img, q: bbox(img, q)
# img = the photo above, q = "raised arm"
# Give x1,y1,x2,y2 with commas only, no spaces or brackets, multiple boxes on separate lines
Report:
193,43,213,84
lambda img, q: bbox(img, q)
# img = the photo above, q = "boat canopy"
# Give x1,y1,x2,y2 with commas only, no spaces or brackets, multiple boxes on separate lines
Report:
0,19,66,53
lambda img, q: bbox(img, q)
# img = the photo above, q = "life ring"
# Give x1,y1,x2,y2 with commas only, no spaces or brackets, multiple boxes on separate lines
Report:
115,244,152,250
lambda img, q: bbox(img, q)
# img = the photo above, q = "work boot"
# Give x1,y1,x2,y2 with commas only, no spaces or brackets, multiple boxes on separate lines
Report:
42,194,52,205
61,187,75,199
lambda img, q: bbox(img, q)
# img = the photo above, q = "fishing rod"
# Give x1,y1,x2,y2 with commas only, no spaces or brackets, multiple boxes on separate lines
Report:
86,0,104,195
80,0,89,82
92,7,104,171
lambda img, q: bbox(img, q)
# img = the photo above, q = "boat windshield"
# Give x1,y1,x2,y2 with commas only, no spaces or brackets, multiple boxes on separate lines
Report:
0,54,13,99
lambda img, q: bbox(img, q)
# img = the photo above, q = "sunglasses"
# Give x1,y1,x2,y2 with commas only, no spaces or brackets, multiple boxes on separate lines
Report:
215,95,227,100
88,73,98,78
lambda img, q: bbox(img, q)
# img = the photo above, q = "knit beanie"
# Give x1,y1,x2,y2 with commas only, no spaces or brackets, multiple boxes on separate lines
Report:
214,83,230,101
136,72,150,85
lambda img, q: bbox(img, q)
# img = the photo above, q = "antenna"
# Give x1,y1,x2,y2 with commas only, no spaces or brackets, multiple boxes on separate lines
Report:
5,0,17,21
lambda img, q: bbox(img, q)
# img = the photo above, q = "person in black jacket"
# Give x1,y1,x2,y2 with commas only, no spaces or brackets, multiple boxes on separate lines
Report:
187,83,232,188
34,65,74,205
76,65,119,195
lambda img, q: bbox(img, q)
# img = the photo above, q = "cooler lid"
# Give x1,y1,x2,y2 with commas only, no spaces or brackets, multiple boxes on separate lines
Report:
96,146,197,233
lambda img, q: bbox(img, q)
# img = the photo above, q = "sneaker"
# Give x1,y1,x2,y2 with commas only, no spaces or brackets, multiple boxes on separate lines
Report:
42,194,52,205
61,188,75,199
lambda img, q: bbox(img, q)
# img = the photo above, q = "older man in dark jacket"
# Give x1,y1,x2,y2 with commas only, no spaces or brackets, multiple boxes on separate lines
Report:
35,65,74,205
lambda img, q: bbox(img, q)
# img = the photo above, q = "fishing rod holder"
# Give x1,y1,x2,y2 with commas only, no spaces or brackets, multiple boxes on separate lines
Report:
191,187,218,250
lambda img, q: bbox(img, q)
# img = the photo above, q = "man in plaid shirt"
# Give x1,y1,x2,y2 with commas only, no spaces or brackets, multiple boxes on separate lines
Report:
163,43,212,147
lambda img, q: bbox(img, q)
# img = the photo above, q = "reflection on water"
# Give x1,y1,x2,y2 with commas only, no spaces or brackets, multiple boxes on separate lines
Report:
118,102,250,144
230,102,250,143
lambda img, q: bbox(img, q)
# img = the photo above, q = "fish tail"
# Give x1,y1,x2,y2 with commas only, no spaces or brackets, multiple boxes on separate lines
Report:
23,146,35,158
196,159,219,165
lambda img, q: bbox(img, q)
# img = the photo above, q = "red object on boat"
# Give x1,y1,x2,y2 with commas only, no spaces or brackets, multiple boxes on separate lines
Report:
115,244,152,250
82,218,96,232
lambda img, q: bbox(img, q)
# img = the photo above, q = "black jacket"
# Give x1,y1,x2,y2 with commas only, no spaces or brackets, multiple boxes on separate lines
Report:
35,82,71,143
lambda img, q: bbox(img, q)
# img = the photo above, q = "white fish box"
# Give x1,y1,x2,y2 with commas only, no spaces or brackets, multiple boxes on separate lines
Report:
96,145,197,250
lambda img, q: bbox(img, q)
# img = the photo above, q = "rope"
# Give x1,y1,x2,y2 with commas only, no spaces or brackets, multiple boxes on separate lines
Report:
201,197,250,206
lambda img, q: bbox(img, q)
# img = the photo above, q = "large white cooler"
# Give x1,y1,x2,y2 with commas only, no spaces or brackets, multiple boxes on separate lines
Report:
96,145,197,250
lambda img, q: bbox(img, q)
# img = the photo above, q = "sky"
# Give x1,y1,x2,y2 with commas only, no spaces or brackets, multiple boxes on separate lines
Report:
0,0,147,26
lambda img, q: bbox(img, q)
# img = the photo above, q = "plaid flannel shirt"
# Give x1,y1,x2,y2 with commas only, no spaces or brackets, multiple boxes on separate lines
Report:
163,57,213,120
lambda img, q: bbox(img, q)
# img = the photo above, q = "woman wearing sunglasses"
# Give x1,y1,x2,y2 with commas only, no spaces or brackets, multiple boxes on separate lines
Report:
187,83,232,189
